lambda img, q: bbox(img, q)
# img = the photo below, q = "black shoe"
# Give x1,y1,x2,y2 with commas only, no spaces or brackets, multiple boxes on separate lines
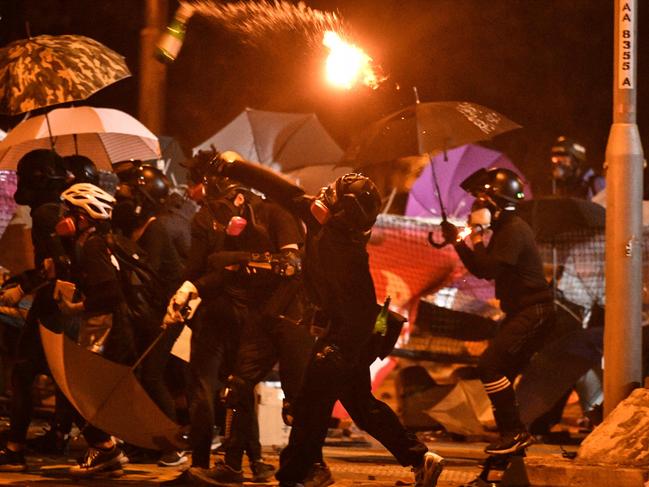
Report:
0,448,27,472
26,428,69,455
303,462,334,487
413,451,445,487
484,431,534,455
188,463,244,485
158,450,188,467
68,446,128,478
251,459,276,482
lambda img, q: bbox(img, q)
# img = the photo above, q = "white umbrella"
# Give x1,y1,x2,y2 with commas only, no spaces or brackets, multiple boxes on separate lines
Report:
0,106,160,171
193,108,344,171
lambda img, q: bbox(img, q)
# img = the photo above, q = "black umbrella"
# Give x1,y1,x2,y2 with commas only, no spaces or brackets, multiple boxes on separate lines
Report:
515,197,605,241
346,101,521,166
517,327,603,427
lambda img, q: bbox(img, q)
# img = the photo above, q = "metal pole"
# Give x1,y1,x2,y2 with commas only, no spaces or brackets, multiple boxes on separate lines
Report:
604,0,644,416
139,0,168,134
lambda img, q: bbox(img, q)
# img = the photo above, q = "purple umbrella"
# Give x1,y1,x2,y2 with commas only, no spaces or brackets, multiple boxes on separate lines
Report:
405,144,531,221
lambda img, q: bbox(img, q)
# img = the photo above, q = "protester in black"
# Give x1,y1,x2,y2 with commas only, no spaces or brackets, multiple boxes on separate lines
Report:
441,168,556,455
192,170,313,485
53,183,132,477
0,150,71,471
213,158,445,487
112,163,188,466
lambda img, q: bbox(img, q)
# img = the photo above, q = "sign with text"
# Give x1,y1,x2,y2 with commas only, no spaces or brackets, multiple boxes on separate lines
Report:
619,0,635,89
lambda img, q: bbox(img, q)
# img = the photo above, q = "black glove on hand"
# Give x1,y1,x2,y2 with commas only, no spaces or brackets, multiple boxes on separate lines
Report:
440,220,459,244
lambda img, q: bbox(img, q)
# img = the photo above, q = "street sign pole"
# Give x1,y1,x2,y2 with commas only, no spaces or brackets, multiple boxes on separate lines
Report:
604,0,644,416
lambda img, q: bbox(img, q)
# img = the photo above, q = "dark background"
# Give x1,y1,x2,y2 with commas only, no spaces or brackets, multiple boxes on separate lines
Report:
0,0,647,196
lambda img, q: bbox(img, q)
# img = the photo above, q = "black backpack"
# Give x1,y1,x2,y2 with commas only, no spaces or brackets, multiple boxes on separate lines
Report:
105,232,168,330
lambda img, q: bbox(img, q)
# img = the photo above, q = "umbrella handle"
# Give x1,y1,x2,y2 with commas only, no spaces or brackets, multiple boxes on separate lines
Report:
427,230,449,249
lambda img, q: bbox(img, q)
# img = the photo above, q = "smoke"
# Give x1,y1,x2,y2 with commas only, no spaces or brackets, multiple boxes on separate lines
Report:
185,0,350,47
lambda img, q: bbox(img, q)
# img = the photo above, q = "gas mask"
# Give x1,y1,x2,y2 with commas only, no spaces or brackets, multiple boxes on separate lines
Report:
55,215,78,237
551,155,577,182
209,190,249,237
310,184,336,225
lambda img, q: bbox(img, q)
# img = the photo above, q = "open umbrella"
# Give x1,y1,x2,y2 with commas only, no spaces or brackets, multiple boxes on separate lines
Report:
284,164,352,194
405,144,531,220
0,106,160,171
0,34,131,115
347,101,521,166
515,197,605,242
517,327,603,427
194,108,344,171
40,324,186,451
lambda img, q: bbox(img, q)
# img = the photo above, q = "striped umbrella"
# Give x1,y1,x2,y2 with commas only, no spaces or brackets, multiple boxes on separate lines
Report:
0,106,160,171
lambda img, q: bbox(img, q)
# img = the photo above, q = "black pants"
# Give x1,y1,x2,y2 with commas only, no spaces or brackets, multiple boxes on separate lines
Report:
187,298,240,469
276,340,427,483
138,324,184,423
477,301,555,434
225,312,314,470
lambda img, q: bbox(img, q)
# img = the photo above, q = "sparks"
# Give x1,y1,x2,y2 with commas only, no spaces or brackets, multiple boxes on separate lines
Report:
323,31,384,89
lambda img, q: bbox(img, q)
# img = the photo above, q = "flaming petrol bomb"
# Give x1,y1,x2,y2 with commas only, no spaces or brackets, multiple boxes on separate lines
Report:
161,1,386,89
323,31,385,90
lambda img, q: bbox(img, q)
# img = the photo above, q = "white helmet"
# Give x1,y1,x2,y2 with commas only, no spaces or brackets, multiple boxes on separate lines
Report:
61,183,116,220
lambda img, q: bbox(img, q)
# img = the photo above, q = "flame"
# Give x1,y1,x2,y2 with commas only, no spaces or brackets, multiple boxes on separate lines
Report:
323,31,384,89
458,226,472,240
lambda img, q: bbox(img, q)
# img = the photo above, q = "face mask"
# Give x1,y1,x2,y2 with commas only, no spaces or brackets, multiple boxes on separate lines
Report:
469,207,491,227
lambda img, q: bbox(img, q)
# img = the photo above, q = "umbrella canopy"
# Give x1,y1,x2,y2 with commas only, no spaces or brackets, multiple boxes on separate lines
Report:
517,327,603,427
149,135,189,186
347,101,521,166
0,106,160,171
193,108,344,171
405,144,531,220
40,325,186,451
0,34,131,115
284,164,352,194
515,197,605,241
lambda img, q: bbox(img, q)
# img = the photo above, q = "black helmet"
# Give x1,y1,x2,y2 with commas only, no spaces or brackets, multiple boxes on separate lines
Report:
62,155,99,185
551,136,586,164
116,162,170,207
322,173,382,232
461,167,525,210
14,149,68,206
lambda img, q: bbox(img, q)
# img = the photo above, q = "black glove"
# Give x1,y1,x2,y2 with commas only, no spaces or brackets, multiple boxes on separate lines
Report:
440,220,459,244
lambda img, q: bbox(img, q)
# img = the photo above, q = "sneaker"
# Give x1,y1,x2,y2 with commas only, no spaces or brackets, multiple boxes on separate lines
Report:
484,431,534,456
158,450,188,467
413,451,445,487
303,462,334,487
0,448,27,472
68,446,127,478
251,459,276,482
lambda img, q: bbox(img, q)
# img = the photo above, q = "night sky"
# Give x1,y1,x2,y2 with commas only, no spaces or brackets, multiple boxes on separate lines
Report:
1,0,648,196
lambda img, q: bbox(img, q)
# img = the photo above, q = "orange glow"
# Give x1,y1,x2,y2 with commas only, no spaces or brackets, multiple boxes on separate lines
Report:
323,31,384,89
